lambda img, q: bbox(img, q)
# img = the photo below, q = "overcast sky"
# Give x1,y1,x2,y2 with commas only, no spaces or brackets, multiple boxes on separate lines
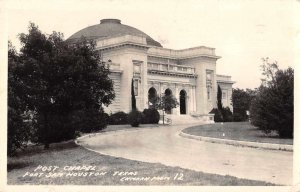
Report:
4,0,298,89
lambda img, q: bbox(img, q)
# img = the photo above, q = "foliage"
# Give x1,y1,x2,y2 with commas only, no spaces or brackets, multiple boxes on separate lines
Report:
148,95,159,109
232,88,256,121
217,85,223,110
221,107,233,122
250,58,293,138
10,23,115,148
131,79,136,110
209,108,223,122
211,85,233,122
108,111,129,125
142,108,160,124
156,94,179,113
8,41,33,155
70,109,108,133
128,110,144,127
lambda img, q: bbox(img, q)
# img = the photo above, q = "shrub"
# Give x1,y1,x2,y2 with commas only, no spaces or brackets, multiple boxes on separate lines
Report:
209,108,223,122
108,111,128,125
128,110,144,127
7,108,31,156
35,110,76,147
250,60,293,138
221,107,233,122
142,108,160,124
70,109,108,133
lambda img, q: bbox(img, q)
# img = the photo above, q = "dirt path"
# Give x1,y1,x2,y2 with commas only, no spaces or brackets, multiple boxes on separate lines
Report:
77,124,293,185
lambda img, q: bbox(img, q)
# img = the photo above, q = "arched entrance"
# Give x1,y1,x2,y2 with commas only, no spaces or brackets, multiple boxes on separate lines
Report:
180,90,187,114
148,87,157,108
164,88,172,114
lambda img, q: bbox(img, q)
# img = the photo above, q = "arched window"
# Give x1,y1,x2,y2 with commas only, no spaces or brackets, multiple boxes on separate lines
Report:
148,87,158,108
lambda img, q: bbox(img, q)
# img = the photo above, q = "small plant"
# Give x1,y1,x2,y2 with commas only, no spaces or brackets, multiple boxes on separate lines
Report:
128,110,143,127
142,108,160,124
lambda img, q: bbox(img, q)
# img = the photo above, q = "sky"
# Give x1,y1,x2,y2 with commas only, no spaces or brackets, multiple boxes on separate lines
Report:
3,0,299,89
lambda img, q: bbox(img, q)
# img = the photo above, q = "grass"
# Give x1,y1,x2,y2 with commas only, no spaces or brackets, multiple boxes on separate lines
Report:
182,122,293,145
7,140,275,186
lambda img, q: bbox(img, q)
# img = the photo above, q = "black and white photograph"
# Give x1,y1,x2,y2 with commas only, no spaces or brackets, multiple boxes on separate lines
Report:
0,0,299,191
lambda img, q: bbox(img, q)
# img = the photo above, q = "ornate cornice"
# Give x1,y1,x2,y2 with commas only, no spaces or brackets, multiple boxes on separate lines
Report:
147,69,197,78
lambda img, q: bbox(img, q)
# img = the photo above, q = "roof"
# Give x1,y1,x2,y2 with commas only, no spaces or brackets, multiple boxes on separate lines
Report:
66,19,162,47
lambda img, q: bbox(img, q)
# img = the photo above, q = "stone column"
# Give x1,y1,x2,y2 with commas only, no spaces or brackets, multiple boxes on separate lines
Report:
175,84,179,115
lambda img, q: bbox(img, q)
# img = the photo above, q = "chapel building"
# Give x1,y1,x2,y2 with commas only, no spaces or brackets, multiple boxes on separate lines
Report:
67,19,234,121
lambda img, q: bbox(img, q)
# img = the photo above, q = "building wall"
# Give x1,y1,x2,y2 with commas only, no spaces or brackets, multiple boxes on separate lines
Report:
96,35,233,116
101,46,148,113
179,57,218,114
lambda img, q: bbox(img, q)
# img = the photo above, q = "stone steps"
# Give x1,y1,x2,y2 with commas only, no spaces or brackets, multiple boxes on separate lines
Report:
160,114,214,125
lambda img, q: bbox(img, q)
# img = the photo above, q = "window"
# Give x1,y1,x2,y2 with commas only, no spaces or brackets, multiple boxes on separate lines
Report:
134,79,139,96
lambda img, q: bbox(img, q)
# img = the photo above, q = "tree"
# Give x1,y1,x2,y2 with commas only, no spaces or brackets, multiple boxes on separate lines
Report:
7,41,33,156
217,85,223,110
131,79,136,110
210,85,233,122
12,23,115,148
156,94,179,113
232,88,256,121
250,58,293,138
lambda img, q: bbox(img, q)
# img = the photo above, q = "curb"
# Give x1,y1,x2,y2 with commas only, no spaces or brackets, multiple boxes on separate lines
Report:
179,131,293,152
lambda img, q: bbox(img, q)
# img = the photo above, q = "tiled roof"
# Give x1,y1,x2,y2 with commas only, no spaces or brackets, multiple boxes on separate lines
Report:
67,19,162,47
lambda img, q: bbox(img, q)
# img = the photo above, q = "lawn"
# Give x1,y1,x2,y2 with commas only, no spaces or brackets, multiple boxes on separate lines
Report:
182,122,293,145
7,140,274,186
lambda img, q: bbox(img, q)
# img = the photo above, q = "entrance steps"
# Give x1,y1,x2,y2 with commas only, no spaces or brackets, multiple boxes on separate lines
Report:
159,114,214,125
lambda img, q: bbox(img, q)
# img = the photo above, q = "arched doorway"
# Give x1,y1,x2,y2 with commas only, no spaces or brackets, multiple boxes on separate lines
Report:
164,88,172,114
148,87,157,108
180,90,187,114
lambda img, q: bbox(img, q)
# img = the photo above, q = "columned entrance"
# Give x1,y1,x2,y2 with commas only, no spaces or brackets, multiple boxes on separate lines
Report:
180,90,187,114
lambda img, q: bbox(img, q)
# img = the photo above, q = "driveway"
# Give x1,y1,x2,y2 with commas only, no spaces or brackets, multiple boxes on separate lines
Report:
77,124,293,185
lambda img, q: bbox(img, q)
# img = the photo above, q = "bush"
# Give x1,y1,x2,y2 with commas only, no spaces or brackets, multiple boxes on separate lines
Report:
7,108,31,156
35,110,76,148
250,63,293,138
142,108,160,124
128,110,144,127
221,107,233,122
108,111,128,125
209,108,223,122
209,107,233,122
70,109,108,133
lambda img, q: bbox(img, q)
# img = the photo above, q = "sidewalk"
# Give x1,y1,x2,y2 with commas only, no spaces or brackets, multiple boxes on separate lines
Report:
179,131,293,151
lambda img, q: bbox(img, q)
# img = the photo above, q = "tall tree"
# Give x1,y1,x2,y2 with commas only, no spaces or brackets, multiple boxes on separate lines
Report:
131,79,136,110
250,58,293,138
232,88,256,121
7,41,32,156
217,85,223,110
13,23,115,148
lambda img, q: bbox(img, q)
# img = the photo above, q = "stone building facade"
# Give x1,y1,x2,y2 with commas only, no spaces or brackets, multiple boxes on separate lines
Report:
67,19,234,119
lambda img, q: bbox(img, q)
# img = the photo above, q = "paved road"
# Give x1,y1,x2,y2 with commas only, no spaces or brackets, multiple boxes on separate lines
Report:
77,124,293,185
